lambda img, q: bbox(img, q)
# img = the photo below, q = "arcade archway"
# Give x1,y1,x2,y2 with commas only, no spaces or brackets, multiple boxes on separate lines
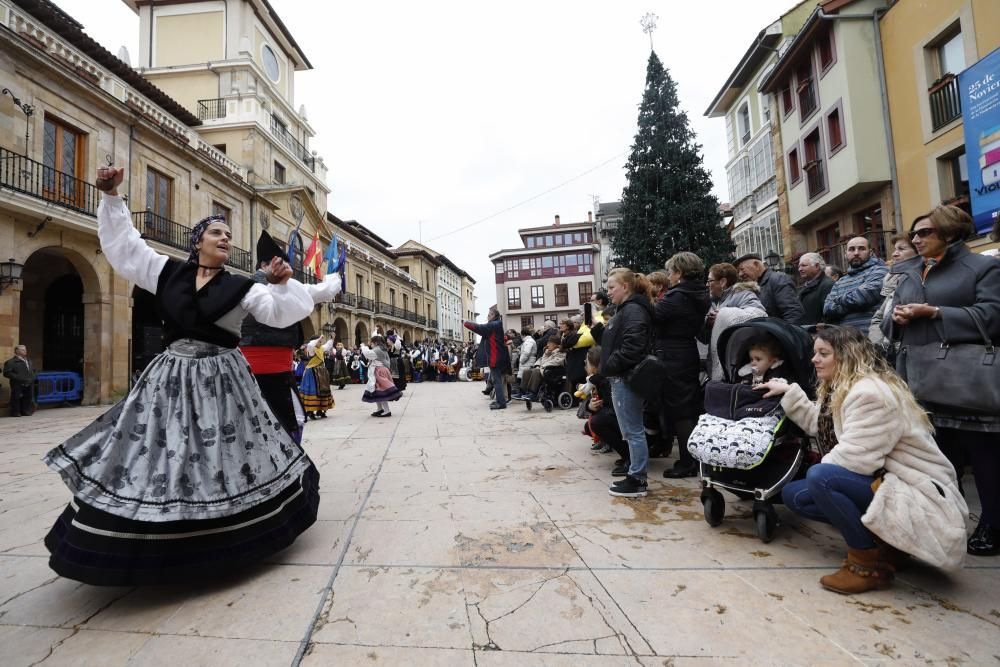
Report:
354,321,369,348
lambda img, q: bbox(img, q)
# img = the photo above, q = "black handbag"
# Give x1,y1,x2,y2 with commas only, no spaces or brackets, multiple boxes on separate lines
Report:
625,354,666,403
902,307,1000,414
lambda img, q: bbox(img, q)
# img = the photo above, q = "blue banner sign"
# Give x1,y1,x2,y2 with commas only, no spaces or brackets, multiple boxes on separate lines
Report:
959,47,1000,235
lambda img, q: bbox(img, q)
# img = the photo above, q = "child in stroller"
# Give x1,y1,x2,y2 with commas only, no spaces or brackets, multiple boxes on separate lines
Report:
688,318,816,542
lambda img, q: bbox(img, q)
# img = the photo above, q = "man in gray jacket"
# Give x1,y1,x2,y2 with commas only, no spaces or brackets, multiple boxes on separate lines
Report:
735,254,803,324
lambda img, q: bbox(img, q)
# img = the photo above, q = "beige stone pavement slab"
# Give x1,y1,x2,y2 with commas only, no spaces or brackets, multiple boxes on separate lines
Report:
0,383,996,666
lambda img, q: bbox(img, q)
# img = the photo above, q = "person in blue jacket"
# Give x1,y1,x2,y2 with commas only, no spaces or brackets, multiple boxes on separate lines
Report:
464,305,510,410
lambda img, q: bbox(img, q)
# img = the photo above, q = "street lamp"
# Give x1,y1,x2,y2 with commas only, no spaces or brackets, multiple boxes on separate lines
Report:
0,258,24,293
764,250,782,270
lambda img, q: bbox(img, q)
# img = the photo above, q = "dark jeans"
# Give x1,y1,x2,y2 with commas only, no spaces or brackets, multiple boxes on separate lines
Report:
936,427,1000,525
9,382,34,416
490,367,506,407
782,463,877,549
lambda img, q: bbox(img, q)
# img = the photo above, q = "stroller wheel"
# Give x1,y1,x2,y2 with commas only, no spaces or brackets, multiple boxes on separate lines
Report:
754,505,779,543
701,488,725,527
557,392,574,410
542,399,554,412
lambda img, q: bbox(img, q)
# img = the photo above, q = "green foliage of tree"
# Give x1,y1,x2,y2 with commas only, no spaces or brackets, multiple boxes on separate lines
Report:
612,51,734,273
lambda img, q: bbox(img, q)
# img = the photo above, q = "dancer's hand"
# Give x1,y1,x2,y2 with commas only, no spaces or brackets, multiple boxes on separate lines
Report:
96,166,125,194
266,257,291,284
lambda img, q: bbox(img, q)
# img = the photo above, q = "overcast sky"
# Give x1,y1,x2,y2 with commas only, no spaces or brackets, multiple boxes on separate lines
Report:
58,0,797,315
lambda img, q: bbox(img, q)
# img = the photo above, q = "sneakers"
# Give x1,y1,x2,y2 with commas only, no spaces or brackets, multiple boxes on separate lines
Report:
609,475,647,497
489,402,506,410
611,462,629,477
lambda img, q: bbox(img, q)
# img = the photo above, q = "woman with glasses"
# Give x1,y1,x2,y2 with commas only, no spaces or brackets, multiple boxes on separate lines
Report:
887,205,1000,557
869,235,918,349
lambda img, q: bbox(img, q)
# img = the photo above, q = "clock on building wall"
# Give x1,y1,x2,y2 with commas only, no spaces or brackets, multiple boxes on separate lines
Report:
261,44,280,83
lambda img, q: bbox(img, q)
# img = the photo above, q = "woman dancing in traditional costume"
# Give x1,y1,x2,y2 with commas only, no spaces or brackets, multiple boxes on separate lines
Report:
361,336,403,417
43,166,321,586
327,342,351,389
299,336,334,419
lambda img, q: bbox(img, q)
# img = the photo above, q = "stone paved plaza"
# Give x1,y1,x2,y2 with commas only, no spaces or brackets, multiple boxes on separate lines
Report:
1,382,998,666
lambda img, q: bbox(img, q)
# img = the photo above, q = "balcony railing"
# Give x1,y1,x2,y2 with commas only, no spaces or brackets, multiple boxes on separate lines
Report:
429,319,439,330
404,309,418,322
292,267,319,285
804,159,826,200
335,292,357,307
357,296,374,311
132,210,252,273
0,148,100,216
416,315,427,325
269,116,316,172
197,98,227,121
929,75,961,132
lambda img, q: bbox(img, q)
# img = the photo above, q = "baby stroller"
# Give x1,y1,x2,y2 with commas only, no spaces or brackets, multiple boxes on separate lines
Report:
523,368,575,412
695,317,817,543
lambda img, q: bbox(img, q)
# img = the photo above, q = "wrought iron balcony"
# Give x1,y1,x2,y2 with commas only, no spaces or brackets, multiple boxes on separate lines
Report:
269,116,316,172
197,98,227,121
429,319,439,330
929,75,961,132
131,210,252,273
416,315,427,325
0,148,99,216
335,291,357,307
404,309,418,322
357,296,375,311
376,302,408,319
292,267,319,285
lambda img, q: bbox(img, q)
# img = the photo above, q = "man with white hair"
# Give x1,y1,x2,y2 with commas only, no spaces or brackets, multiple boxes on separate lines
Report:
797,252,834,325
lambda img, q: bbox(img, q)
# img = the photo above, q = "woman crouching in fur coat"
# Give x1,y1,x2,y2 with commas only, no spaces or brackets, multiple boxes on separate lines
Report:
758,326,967,595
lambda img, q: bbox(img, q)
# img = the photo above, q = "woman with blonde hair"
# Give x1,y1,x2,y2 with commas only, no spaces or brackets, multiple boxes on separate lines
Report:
758,326,967,594
591,268,655,497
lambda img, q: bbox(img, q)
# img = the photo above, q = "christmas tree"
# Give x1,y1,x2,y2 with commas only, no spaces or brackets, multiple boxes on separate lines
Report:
613,51,733,273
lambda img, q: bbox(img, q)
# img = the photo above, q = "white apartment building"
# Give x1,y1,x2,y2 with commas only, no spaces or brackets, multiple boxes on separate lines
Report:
490,216,599,332
705,18,790,263
436,257,464,343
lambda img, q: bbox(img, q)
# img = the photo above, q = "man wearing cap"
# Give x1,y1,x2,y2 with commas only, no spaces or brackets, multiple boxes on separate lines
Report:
734,253,803,324
240,231,343,442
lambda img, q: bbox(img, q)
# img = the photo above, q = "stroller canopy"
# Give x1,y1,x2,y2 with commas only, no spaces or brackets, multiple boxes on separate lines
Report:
716,317,817,397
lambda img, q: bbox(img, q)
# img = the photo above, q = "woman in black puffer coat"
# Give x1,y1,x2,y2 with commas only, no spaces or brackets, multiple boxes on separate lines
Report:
654,252,711,479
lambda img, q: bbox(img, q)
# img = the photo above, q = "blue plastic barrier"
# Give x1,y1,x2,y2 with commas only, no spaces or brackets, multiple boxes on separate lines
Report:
36,372,83,404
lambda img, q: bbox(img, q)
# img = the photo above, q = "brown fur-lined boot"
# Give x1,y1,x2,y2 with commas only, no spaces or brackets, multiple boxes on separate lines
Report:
820,548,894,595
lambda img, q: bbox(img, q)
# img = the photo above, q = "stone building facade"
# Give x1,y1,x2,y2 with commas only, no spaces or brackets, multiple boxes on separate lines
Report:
0,0,444,407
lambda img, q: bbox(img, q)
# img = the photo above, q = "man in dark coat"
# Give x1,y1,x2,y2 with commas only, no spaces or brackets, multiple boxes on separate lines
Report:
797,252,835,325
464,305,510,409
3,344,35,417
240,231,342,442
736,254,803,324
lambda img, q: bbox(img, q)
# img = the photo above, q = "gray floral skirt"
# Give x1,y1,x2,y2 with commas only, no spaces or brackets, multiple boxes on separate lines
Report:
44,339,314,523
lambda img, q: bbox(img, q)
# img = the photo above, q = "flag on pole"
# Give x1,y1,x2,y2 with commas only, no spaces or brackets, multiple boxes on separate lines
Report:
303,232,322,277
324,233,339,276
